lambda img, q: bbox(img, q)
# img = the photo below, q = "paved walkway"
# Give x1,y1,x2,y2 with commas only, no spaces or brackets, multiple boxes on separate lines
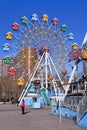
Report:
0,103,86,130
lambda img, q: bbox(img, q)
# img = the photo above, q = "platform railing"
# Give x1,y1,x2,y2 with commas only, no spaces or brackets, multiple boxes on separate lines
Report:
63,96,82,111
76,94,87,123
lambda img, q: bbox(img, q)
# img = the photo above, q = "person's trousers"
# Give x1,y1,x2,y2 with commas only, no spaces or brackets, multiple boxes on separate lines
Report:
22,107,25,114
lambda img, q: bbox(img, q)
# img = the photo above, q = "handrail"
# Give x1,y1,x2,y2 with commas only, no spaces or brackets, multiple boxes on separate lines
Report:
76,95,87,123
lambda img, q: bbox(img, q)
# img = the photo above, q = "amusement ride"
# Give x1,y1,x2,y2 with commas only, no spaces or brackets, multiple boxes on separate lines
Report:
2,13,74,103
2,13,87,128
2,13,87,105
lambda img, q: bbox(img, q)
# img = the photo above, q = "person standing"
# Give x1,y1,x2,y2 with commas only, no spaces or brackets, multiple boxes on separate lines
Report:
21,99,25,114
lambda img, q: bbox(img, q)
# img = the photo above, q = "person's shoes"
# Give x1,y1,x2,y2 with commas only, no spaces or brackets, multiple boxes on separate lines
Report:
22,113,25,114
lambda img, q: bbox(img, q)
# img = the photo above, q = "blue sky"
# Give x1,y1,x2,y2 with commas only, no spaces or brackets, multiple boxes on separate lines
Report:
0,0,87,57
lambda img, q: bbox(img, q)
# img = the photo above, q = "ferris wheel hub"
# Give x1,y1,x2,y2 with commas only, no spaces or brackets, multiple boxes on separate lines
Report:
39,45,49,56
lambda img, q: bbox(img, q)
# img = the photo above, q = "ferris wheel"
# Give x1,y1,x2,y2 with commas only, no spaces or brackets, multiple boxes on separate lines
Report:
3,13,74,88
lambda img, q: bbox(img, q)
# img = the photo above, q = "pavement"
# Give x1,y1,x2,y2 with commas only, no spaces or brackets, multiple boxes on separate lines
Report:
0,103,86,130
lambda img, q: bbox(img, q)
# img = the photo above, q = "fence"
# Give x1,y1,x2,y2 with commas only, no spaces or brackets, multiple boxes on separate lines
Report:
63,96,82,111
76,95,87,123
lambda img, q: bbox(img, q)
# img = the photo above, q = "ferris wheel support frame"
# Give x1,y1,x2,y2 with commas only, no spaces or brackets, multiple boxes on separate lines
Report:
18,55,43,102
19,51,63,106
45,52,48,92
19,52,45,106
28,46,31,76
48,54,63,84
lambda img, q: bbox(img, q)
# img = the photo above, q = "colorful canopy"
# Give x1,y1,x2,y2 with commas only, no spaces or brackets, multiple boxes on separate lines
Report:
52,18,58,26
12,23,19,31
60,24,67,32
9,67,16,76
3,43,10,52
31,13,38,22
4,56,11,64
17,77,24,86
6,32,13,40
21,16,28,24
41,14,48,22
